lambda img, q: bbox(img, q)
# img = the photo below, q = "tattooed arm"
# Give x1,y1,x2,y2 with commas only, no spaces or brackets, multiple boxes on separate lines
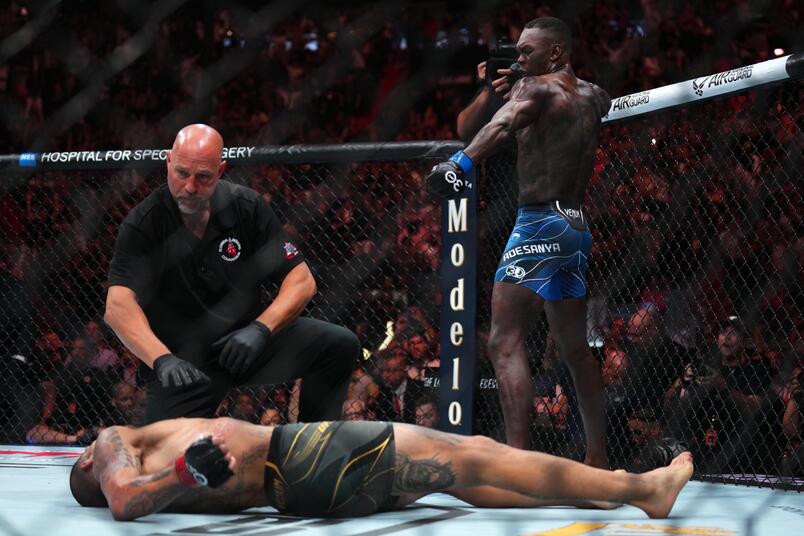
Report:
92,427,188,521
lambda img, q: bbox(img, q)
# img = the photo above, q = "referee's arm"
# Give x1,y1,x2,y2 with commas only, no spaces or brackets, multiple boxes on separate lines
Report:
254,262,316,333
104,285,170,369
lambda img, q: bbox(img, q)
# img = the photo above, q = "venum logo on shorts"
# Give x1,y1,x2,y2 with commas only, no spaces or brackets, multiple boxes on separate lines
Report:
692,66,753,97
612,91,650,111
505,265,526,280
283,241,299,259
219,237,242,262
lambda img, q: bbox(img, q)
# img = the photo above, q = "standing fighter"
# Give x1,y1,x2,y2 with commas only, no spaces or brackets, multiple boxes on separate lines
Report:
105,124,359,424
428,18,611,466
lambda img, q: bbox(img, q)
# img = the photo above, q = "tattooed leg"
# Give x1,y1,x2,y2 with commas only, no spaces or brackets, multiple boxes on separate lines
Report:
393,454,455,494
391,423,693,518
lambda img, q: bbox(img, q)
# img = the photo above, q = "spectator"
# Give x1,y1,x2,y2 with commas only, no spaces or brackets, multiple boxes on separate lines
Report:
622,306,692,413
347,365,381,403
375,348,422,423
716,318,773,403
530,374,571,457
628,408,662,449
601,346,644,465
259,406,284,426
103,381,141,426
83,320,120,371
26,353,110,445
601,348,629,389
413,394,439,429
779,365,803,476
65,337,92,368
402,330,440,382
0,247,34,357
229,392,259,424
0,353,43,443
343,398,369,421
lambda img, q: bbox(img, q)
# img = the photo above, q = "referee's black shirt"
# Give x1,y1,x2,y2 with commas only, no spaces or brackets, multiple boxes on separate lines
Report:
108,180,304,368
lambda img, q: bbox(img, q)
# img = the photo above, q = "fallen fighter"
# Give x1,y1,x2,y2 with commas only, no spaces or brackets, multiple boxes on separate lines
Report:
69,418,693,521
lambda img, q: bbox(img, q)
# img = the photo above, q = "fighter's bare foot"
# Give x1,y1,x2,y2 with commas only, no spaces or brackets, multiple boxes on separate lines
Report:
632,452,693,519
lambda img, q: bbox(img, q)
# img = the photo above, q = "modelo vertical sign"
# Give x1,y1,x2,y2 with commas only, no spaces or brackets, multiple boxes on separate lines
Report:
438,169,477,435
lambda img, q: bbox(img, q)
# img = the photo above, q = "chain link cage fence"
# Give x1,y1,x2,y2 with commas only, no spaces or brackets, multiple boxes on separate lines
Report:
474,80,803,489
1,77,802,494
0,145,458,447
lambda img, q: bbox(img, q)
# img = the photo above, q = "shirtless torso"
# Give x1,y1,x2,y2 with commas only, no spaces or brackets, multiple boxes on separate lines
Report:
97,418,272,514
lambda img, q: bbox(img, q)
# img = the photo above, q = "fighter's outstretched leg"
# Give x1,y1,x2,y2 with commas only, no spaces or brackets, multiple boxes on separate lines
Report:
391,424,692,519
449,485,623,510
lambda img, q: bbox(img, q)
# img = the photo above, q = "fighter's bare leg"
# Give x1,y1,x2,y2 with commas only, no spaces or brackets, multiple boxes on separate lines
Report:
544,297,608,468
391,424,692,519
450,486,622,510
487,282,543,449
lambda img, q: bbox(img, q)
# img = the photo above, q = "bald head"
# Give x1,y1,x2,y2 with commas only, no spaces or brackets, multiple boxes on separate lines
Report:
172,124,224,157
167,124,226,215
627,308,660,345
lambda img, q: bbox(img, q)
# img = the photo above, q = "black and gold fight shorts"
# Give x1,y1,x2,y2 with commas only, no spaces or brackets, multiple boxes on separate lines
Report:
264,421,396,517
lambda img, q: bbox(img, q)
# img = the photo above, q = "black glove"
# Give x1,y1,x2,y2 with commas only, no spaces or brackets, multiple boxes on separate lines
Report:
213,321,272,375
153,353,210,388
426,151,473,198
176,436,234,488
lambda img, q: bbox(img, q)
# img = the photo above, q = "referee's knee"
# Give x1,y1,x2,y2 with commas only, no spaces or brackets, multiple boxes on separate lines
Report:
327,324,361,364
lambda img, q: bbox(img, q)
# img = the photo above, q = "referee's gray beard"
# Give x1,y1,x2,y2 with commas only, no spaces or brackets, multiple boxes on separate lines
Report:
177,197,206,214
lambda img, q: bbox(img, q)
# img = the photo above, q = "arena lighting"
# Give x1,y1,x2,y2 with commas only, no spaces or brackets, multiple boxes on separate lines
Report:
651,138,657,145
774,48,785,56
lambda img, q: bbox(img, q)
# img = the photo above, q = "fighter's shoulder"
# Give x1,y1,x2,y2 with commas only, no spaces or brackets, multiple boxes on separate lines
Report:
94,426,137,461
580,79,611,109
511,76,553,101
96,425,135,443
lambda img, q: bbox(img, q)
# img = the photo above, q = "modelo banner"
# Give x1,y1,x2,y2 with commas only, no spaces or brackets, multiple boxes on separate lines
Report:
437,170,477,435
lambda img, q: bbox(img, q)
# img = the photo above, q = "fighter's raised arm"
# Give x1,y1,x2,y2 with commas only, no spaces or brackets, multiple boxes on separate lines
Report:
462,77,545,163
425,78,545,198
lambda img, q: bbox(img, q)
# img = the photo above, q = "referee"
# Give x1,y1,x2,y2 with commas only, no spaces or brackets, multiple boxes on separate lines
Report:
104,124,359,423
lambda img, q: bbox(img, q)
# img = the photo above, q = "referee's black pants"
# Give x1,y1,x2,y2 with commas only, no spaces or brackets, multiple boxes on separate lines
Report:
144,317,359,423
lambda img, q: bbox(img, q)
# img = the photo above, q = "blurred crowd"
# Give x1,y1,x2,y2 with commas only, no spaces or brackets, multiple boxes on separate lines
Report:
1,0,800,151
1,1,802,479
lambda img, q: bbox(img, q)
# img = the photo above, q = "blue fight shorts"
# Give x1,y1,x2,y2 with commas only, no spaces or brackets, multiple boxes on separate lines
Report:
494,202,592,301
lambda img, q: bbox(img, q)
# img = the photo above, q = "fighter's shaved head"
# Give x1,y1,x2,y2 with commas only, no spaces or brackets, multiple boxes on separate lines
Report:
69,450,107,507
524,17,572,53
